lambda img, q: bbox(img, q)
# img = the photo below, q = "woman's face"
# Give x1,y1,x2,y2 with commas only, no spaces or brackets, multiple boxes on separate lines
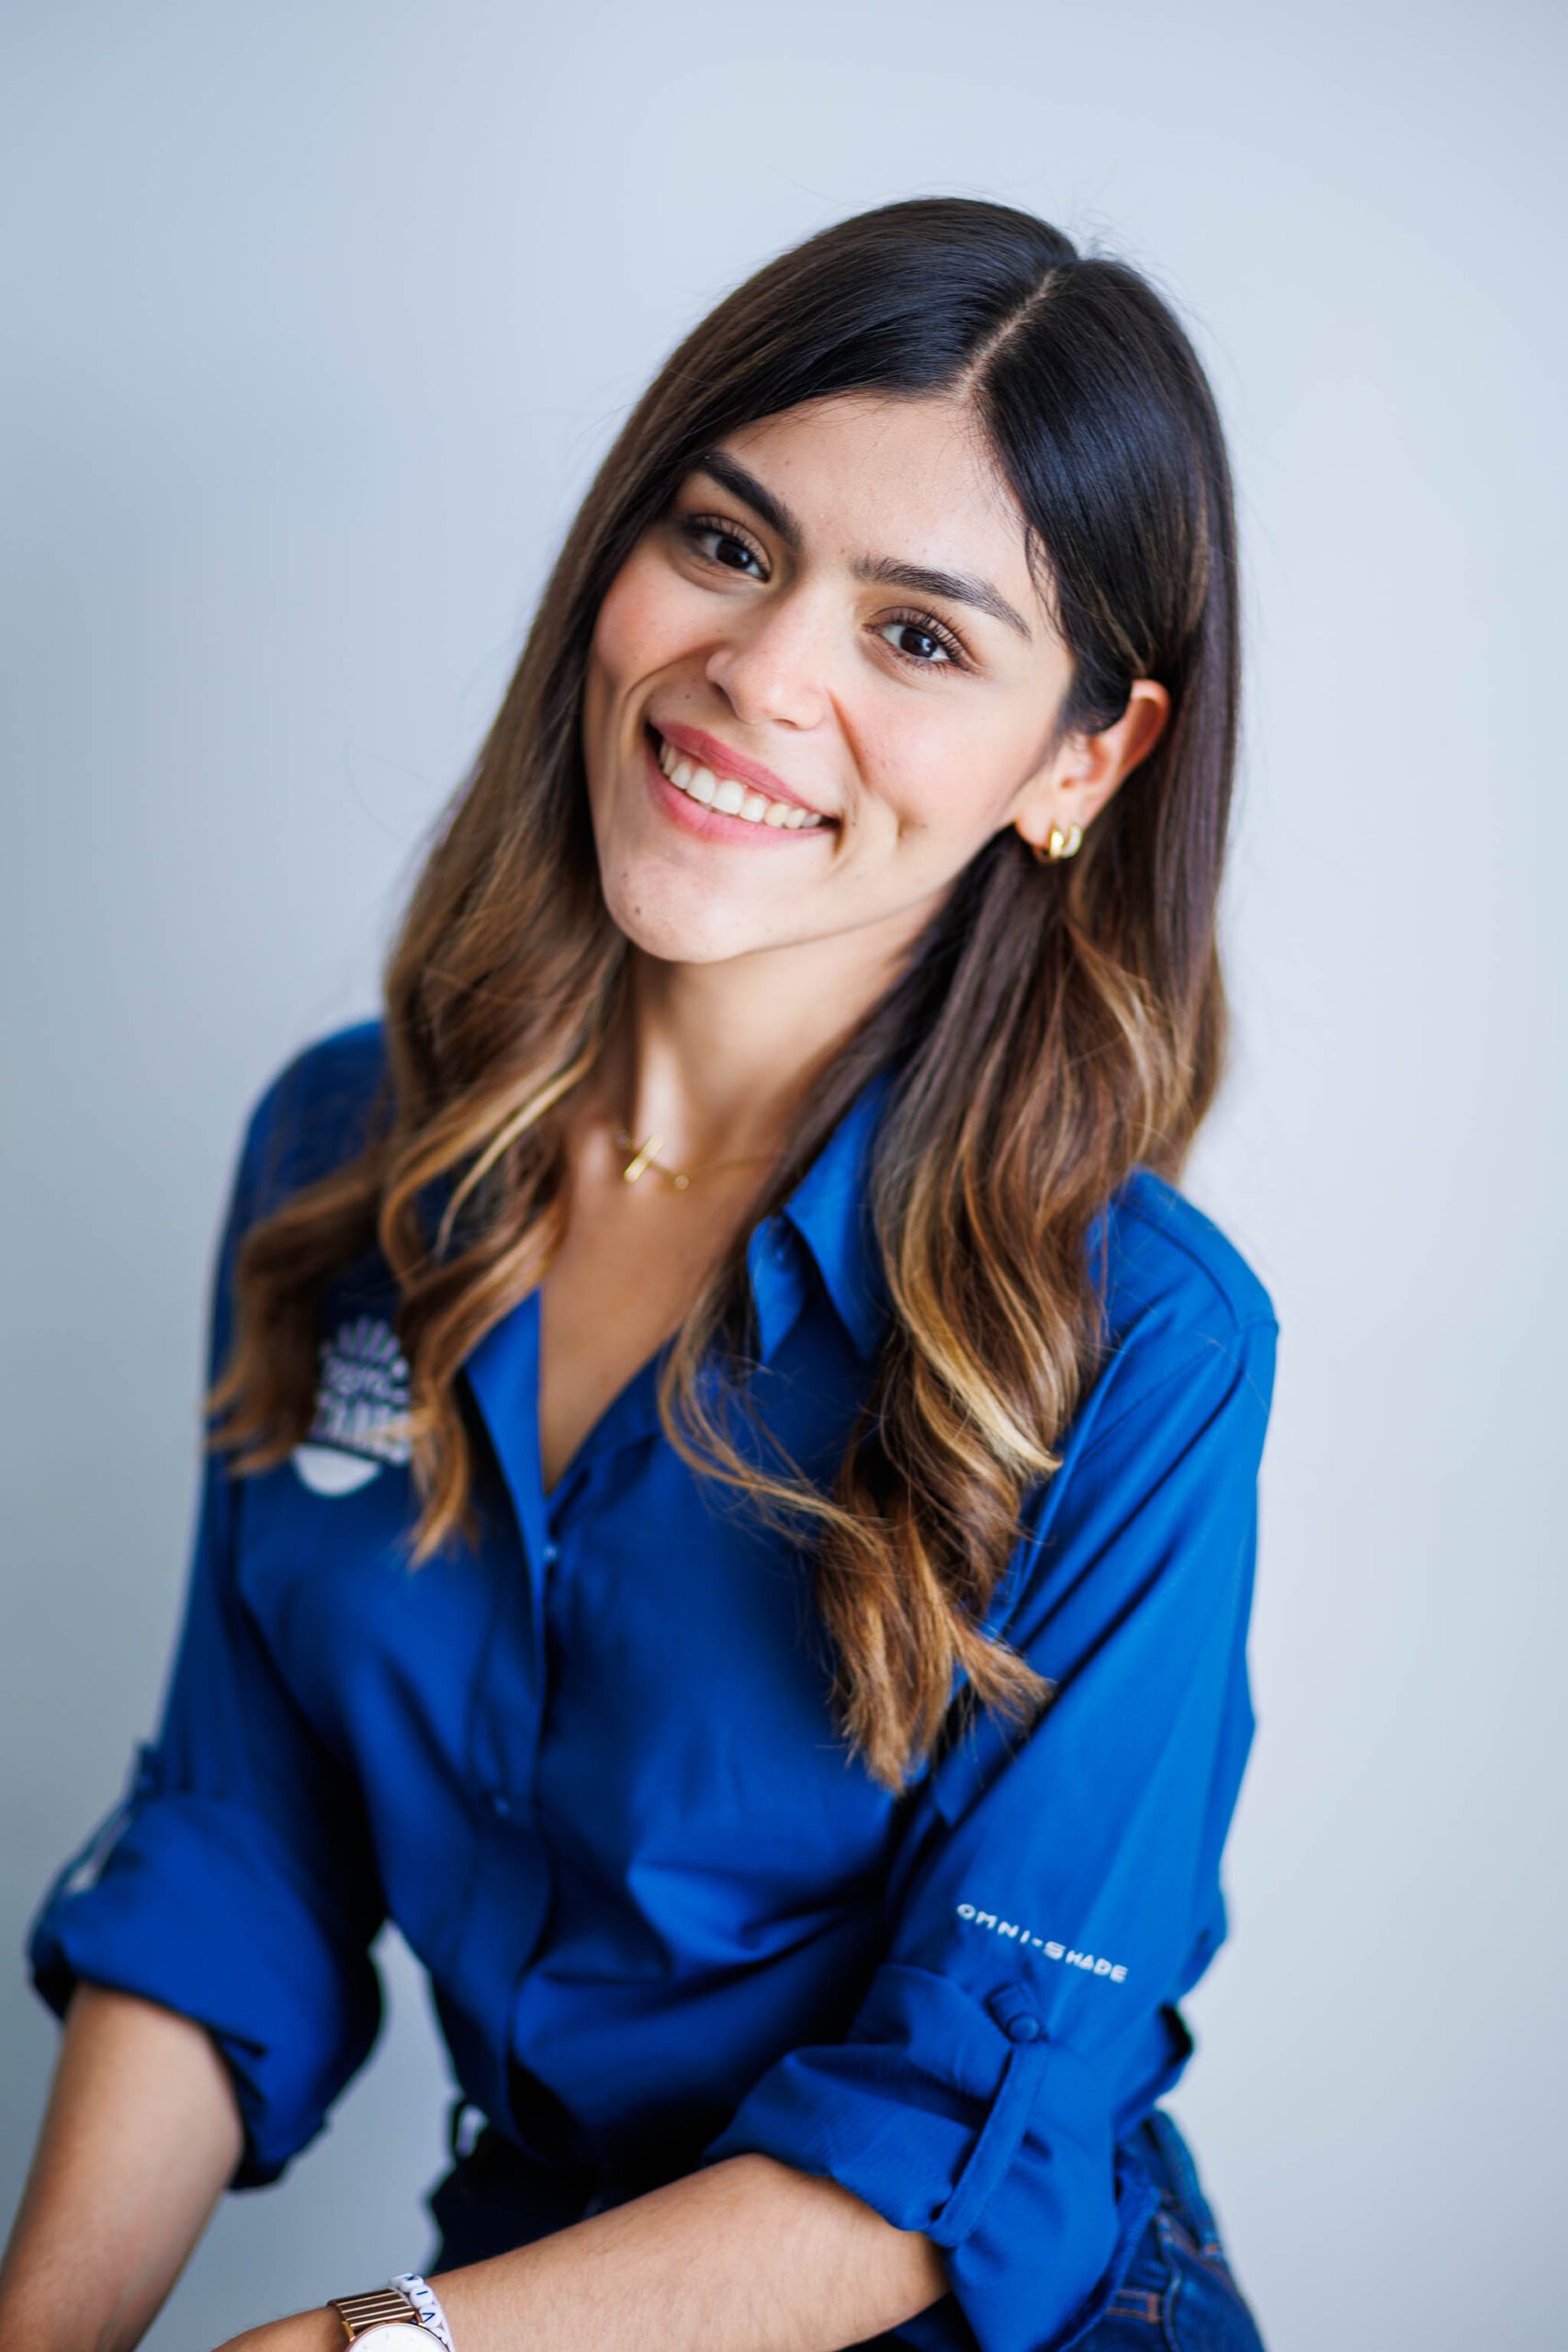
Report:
581,390,1152,973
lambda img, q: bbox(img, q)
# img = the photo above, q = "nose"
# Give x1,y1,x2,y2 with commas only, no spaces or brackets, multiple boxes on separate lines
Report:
703,585,834,731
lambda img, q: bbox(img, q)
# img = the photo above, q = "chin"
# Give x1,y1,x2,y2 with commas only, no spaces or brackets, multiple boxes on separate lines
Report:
597,866,779,966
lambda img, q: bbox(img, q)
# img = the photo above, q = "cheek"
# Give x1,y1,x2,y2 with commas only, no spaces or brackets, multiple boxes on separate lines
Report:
863,714,1001,852
591,552,686,690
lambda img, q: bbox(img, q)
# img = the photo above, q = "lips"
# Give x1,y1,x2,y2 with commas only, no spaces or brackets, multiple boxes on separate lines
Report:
647,718,835,823
640,725,837,848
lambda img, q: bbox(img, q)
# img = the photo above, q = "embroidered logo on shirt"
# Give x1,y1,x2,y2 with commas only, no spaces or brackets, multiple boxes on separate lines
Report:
956,1901,1129,1984
291,1313,412,1495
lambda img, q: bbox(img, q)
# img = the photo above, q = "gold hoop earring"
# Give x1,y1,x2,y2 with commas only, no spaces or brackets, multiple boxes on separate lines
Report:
1027,822,1083,863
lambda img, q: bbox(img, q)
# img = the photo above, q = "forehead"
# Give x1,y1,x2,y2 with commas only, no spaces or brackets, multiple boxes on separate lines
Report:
705,393,1046,619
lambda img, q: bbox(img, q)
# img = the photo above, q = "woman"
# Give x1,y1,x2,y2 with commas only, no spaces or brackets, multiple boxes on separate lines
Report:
2,197,1280,2352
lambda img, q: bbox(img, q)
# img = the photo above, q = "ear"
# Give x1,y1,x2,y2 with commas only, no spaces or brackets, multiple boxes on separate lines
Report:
1011,680,1171,854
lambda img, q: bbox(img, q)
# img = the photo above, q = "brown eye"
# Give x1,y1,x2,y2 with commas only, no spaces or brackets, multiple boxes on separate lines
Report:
876,610,972,673
679,514,766,576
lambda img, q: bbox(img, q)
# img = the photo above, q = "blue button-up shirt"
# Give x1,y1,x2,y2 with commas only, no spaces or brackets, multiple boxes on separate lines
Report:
26,1019,1280,2352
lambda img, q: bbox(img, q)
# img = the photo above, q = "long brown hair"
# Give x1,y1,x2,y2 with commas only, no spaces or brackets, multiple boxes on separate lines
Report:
208,196,1243,1796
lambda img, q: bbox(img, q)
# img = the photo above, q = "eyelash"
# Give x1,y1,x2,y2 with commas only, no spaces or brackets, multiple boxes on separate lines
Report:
676,512,975,675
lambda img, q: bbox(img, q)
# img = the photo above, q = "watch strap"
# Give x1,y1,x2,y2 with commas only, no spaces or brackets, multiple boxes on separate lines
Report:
328,2285,425,2340
391,2272,457,2352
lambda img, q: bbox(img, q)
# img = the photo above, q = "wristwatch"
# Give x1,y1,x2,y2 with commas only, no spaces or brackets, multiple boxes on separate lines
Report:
326,2285,445,2346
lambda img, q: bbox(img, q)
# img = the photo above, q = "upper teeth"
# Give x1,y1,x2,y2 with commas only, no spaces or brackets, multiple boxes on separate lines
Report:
657,734,827,828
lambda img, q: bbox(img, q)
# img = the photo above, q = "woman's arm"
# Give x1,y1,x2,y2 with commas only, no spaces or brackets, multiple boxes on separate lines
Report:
434,2156,951,2352
219,2153,951,2352
0,1979,244,2352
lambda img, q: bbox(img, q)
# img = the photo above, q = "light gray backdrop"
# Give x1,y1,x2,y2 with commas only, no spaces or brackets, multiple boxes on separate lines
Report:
3,3,1562,2346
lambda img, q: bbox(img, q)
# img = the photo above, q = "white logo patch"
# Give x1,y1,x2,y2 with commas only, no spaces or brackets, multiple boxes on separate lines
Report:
955,1901,1129,1984
291,1313,412,1494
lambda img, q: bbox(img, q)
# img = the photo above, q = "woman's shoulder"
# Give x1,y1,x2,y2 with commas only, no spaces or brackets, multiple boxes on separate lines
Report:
1029,1167,1282,1518
239,1013,390,1213
1109,1170,1279,1326
1097,1164,1278,1340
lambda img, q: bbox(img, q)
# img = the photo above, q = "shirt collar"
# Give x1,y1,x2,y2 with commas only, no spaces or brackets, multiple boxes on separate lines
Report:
771,1059,898,1363
423,1057,900,1364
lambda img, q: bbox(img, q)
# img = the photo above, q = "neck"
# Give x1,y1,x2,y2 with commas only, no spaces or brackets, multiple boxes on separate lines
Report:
597,943,893,1170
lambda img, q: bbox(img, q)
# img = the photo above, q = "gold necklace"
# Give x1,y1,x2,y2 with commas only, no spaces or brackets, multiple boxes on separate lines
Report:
610,1123,775,1193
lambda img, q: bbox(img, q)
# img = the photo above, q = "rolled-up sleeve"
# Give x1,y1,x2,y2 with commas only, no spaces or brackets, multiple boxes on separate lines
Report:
25,1060,388,2188
695,1311,1280,2352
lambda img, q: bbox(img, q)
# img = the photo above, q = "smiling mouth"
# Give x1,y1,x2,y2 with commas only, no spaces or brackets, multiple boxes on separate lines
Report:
644,723,838,831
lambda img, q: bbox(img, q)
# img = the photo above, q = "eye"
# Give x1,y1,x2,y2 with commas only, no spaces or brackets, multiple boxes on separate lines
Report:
678,513,766,577
874,610,973,675
675,510,975,677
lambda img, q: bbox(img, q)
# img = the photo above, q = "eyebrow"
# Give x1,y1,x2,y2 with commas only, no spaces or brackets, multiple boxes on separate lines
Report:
687,447,1035,644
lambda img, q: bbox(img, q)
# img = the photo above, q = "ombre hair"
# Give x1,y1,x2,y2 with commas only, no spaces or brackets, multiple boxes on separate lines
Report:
207,196,1244,1796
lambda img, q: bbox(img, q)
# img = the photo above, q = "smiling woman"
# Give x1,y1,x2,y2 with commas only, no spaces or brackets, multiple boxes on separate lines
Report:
7,197,1276,2352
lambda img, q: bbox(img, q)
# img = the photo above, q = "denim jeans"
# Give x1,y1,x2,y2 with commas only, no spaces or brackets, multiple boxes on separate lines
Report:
1085,2108,1266,2351
423,2098,1266,2351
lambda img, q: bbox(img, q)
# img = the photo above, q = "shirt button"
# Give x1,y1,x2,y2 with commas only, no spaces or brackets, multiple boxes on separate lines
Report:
484,1789,513,1821
542,1542,558,1566
986,1984,1044,2041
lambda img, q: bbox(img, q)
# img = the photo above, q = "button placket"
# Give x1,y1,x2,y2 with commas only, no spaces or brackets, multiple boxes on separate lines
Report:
502,1469,589,1826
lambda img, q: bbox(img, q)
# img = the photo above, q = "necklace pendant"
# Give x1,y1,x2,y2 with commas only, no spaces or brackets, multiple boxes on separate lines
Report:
620,1133,665,1185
